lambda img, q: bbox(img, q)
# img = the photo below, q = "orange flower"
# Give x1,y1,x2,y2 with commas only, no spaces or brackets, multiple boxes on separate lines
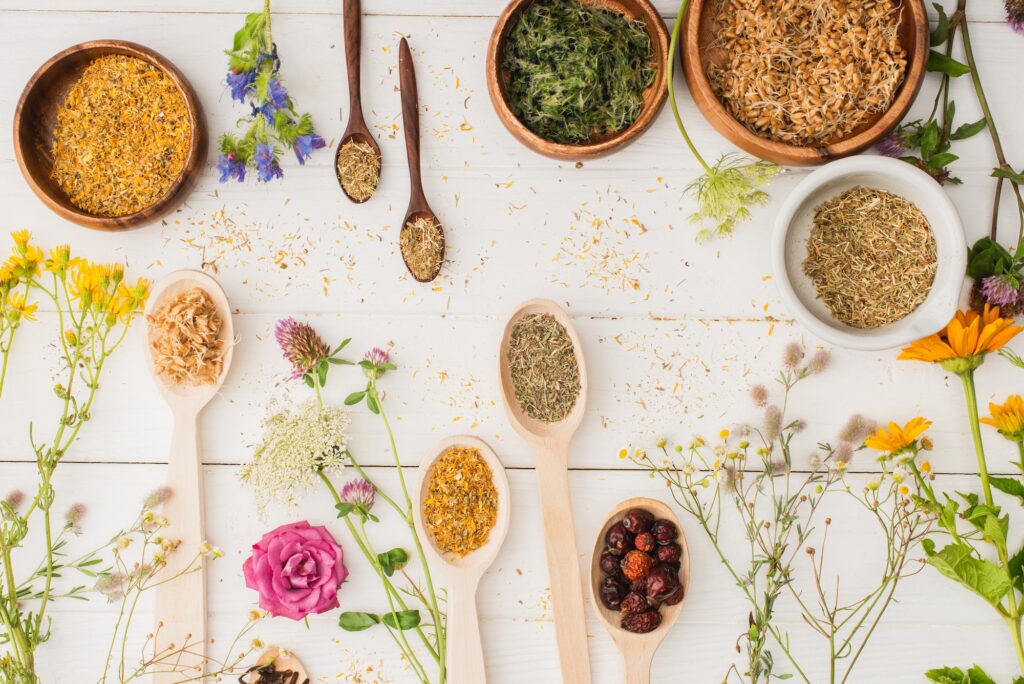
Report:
865,417,932,455
981,395,1024,442
899,306,1022,373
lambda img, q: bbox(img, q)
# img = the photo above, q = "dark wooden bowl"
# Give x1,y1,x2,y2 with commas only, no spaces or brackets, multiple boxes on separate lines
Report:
486,0,670,160
13,40,207,231
681,0,928,165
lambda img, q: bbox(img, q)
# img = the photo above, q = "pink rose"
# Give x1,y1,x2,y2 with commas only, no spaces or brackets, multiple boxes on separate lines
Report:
243,521,347,620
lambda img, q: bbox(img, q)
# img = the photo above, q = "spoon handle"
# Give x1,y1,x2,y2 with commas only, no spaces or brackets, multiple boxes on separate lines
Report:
343,0,363,119
398,37,427,209
624,648,654,684
535,448,592,684
447,574,487,684
153,411,207,683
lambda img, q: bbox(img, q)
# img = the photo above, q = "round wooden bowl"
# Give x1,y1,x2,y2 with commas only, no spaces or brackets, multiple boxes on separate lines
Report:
681,0,928,165
13,40,207,231
486,0,670,160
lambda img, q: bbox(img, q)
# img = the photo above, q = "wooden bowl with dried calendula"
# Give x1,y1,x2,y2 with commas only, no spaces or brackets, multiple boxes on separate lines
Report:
681,0,928,165
14,40,207,230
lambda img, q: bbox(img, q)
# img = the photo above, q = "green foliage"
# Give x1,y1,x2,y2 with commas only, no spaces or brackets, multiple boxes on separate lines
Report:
687,155,780,241
926,665,1002,684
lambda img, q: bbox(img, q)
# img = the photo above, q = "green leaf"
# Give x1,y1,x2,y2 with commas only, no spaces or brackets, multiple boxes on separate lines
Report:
950,117,987,141
925,542,1012,607
339,611,380,631
303,374,315,388
344,391,366,406
993,167,1024,184
926,152,959,169
991,476,1024,505
331,338,351,355
928,50,971,77
327,357,353,365
966,665,997,684
920,122,940,158
366,394,380,415
335,502,355,518
926,666,966,684
381,610,421,630
376,548,409,577
967,238,1015,279
930,3,949,46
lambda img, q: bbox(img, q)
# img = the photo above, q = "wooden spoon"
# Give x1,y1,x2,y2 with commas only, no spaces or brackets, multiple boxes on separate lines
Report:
414,435,512,684
398,36,445,283
242,647,311,683
591,498,690,684
334,0,381,203
144,270,234,683
498,299,591,684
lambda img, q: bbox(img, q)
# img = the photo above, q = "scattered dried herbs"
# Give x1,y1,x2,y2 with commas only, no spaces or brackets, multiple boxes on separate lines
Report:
705,0,907,145
501,0,656,144
803,186,936,329
507,313,580,423
422,446,498,557
148,287,226,385
51,54,191,217
400,216,444,281
336,139,380,202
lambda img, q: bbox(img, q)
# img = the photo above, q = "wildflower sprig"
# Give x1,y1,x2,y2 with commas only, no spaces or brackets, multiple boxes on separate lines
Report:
667,1,779,241
218,0,325,183
0,230,39,397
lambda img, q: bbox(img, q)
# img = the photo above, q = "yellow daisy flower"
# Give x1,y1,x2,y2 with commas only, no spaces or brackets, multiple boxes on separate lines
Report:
899,306,1022,373
6,290,37,322
981,395,1024,442
865,417,932,455
10,230,31,250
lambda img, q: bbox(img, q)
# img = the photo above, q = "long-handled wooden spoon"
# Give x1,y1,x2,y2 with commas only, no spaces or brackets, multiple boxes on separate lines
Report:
334,0,381,203
144,270,234,683
591,498,690,684
498,299,592,684
398,37,445,283
414,435,511,684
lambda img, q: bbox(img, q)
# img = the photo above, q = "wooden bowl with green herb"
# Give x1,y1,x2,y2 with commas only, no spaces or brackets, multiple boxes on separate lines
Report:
681,0,928,165
13,40,207,231
487,0,669,160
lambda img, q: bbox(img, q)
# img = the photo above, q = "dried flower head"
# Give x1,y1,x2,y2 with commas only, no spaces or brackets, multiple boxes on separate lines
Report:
143,486,173,510
241,399,349,515
1008,0,1024,35
805,350,831,374
839,414,875,444
834,442,854,465
876,129,912,158
783,342,805,369
274,317,330,380
750,384,768,407
65,502,86,533
94,572,128,603
764,405,783,442
3,490,25,511
981,275,1020,309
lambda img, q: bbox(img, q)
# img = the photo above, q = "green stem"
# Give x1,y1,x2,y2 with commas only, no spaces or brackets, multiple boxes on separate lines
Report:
1009,616,1024,675
667,0,711,174
961,371,993,506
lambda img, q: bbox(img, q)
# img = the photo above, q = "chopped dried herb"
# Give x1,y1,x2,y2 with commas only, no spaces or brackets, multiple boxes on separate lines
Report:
501,0,656,144
400,216,444,281
802,186,937,329
51,54,191,217
422,446,498,557
507,313,580,423
336,139,380,202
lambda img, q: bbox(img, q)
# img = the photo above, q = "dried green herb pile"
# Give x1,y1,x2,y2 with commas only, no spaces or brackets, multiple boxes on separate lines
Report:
802,186,936,329
507,313,581,422
501,0,656,144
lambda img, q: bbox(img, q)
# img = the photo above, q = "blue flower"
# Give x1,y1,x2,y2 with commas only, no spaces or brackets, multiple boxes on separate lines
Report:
254,143,283,182
253,102,278,123
226,68,256,103
217,152,246,183
293,133,326,164
267,77,289,110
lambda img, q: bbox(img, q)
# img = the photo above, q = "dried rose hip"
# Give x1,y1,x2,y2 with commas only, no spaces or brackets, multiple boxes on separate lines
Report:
656,542,682,564
634,532,656,552
605,522,633,556
599,550,621,576
621,550,654,582
630,577,647,594
618,591,648,616
621,609,662,633
621,508,654,534
663,584,685,606
599,578,628,610
645,564,680,601
652,519,678,545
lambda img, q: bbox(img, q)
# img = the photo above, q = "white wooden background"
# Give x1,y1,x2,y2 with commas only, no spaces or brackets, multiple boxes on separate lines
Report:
1,1,1022,682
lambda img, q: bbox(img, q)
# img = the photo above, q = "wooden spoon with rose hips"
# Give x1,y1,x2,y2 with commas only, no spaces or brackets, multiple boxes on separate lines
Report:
590,498,689,684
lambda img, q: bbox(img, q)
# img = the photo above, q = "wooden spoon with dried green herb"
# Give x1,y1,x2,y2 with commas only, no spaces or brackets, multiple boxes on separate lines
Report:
335,0,382,203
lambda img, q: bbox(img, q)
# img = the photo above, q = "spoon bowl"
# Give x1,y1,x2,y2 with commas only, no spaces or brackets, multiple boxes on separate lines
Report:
335,0,381,203
144,269,233,683
591,498,689,684
243,647,311,683
414,435,511,683
334,131,381,204
498,298,592,683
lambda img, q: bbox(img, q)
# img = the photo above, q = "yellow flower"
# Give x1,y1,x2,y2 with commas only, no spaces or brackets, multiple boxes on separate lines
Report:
618,448,628,460
6,290,37,322
719,429,730,440
899,485,909,496
11,230,30,251
899,306,1022,373
981,395,1024,442
44,245,71,273
865,417,932,455
920,460,932,474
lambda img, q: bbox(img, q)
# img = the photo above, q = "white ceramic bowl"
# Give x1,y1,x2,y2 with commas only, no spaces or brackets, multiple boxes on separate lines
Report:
771,156,966,351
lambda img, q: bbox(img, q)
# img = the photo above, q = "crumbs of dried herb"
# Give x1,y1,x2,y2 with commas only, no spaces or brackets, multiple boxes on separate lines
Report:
507,313,581,423
501,0,655,144
802,186,937,329
336,139,380,202
423,446,498,557
400,216,444,282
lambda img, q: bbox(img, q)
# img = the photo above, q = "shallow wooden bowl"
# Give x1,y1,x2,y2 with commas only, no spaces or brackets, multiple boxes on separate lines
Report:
681,0,928,165
13,40,207,231
486,0,670,160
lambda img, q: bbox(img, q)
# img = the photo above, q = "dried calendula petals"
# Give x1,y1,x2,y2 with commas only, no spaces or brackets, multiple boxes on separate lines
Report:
50,54,192,217
148,287,225,385
423,446,498,557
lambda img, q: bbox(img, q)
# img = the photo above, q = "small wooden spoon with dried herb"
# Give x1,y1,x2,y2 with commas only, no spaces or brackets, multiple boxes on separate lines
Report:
240,647,311,684
398,37,446,283
334,0,381,203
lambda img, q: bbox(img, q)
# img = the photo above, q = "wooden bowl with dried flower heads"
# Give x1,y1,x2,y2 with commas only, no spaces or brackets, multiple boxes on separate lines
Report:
486,0,670,160
13,40,207,230
680,0,929,165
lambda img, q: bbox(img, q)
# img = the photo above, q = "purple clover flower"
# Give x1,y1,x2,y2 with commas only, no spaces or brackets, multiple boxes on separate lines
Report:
293,133,326,164
274,317,330,380
1008,0,1024,35
981,274,1020,308
876,130,908,158
226,68,256,103
339,479,375,510
364,347,390,367
217,153,246,183
254,143,283,182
